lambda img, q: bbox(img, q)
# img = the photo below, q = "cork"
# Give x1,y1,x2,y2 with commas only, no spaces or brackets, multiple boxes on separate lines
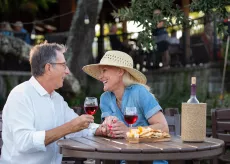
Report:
191,77,196,85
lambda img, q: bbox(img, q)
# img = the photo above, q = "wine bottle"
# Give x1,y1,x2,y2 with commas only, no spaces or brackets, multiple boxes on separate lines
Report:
187,77,199,104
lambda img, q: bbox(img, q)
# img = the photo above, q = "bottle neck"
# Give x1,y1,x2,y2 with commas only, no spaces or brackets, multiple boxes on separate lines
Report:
191,84,196,96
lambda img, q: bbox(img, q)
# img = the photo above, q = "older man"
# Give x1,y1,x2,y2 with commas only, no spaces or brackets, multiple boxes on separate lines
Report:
0,43,105,164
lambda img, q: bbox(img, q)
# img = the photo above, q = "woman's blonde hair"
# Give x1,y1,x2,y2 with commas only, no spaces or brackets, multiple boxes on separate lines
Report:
122,71,150,91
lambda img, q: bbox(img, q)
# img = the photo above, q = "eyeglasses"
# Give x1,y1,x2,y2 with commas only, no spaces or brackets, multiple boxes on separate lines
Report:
49,62,68,70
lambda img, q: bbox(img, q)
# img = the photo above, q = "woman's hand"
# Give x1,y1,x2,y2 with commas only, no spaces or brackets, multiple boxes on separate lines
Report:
103,116,118,126
110,121,129,138
97,123,109,136
97,116,119,137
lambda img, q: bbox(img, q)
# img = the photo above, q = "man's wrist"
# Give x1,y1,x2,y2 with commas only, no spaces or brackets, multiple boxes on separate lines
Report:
95,125,107,136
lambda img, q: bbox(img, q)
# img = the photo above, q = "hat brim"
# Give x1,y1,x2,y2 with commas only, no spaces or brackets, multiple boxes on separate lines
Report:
82,64,147,84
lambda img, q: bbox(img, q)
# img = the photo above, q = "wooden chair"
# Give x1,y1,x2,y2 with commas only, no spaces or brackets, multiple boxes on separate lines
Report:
165,114,181,136
211,108,230,164
62,157,85,164
164,108,181,136
164,108,179,116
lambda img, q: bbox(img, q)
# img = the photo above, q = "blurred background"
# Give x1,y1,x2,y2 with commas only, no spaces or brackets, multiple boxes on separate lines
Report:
0,0,230,125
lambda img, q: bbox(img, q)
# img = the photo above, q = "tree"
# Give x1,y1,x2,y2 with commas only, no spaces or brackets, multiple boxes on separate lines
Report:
65,0,103,92
112,0,229,52
0,0,56,16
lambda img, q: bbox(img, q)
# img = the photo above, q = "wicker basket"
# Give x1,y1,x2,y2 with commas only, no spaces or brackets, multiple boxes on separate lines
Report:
181,103,207,142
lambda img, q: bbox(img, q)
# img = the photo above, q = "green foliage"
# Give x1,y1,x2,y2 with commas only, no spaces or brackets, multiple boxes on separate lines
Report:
112,0,189,51
212,93,230,108
190,0,229,34
158,73,190,111
112,0,228,51
190,0,228,18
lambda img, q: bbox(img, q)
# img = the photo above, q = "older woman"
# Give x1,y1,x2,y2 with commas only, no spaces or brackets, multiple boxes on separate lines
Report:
83,50,169,164
83,50,168,135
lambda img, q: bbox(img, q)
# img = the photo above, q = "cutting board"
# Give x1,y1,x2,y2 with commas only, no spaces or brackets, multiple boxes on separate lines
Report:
127,137,171,143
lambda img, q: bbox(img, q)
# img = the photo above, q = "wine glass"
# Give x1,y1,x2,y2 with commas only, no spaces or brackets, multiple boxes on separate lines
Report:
124,107,138,127
84,97,98,115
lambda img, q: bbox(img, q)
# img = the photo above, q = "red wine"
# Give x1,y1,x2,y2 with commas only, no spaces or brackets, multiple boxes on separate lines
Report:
187,77,199,104
84,106,98,115
124,115,138,124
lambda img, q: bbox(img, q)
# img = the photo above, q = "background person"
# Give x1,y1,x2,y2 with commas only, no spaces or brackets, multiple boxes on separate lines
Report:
1,42,106,164
152,9,170,69
0,22,14,36
13,21,31,44
109,24,132,54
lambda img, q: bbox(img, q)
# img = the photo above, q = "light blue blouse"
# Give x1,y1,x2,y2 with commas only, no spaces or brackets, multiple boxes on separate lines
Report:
100,84,162,126
100,84,167,164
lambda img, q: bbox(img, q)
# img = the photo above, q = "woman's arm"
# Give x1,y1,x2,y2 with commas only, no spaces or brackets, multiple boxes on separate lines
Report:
147,111,169,133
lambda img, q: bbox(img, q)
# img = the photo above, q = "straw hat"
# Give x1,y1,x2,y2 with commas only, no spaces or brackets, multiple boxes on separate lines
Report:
82,50,147,84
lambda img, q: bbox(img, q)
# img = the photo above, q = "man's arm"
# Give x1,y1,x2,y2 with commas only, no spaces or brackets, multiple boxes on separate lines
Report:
45,114,94,146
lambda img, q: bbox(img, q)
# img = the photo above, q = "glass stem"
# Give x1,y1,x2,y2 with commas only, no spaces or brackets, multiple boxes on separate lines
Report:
130,124,132,128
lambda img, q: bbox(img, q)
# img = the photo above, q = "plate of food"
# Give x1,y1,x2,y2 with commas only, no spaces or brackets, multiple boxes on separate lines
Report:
126,126,171,143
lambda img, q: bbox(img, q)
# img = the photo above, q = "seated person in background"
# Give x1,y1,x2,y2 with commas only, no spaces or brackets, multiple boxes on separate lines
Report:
83,50,169,164
0,22,14,36
1,42,108,164
13,21,31,44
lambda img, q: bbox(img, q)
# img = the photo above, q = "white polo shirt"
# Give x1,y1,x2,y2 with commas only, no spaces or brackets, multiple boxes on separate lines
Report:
1,76,99,164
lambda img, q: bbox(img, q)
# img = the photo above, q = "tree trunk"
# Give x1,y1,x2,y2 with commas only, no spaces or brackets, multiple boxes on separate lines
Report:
66,0,103,89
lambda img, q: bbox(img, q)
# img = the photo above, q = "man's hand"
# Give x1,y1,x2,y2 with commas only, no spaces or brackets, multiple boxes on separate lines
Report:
69,114,94,133
45,114,94,146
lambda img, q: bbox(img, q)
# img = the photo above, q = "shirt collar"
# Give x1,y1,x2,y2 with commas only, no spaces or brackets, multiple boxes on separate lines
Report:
126,85,134,89
29,76,56,97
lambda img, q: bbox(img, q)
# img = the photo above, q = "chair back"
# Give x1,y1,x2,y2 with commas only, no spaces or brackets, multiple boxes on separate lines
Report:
164,108,179,116
165,114,181,136
211,108,230,147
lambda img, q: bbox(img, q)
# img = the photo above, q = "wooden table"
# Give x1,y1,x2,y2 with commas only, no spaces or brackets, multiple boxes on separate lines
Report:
57,136,224,164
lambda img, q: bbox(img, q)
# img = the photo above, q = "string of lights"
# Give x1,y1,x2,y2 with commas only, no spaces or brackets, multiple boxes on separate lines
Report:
9,10,75,25
107,0,118,11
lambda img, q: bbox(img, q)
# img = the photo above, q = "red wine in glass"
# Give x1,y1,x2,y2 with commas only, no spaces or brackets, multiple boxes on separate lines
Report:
84,106,98,115
84,97,98,115
124,115,138,124
124,107,138,127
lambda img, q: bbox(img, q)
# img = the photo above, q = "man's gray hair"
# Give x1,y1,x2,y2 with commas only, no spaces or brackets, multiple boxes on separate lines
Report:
29,42,66,77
